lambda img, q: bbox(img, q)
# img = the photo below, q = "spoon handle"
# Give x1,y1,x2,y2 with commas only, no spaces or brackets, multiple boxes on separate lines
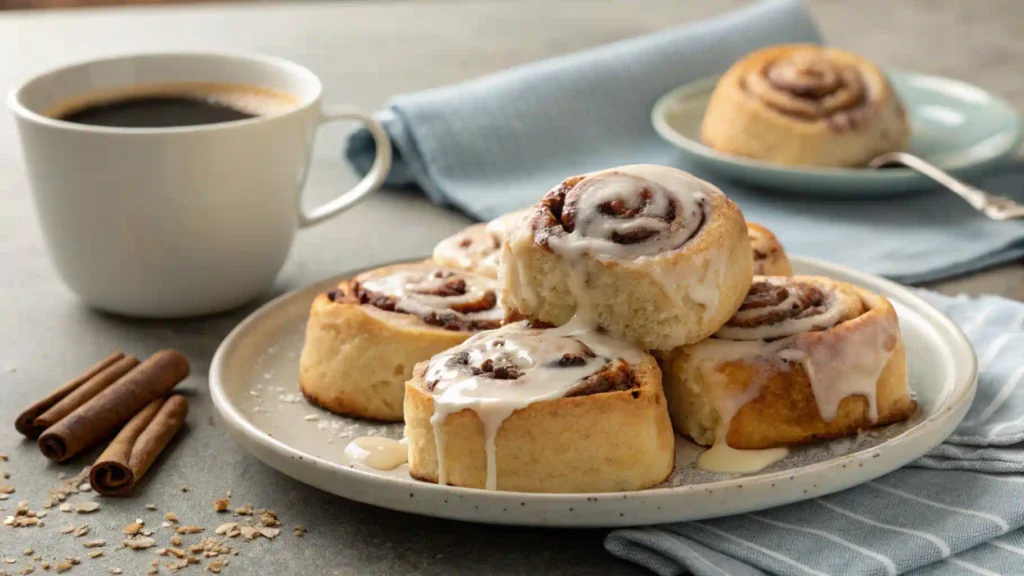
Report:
869,152,1024,221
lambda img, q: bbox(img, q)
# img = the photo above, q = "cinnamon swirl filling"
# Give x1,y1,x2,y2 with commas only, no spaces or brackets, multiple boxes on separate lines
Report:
715,277,864,341
744,52,871,130
425,324,639,398
346,268,502,331
533,171,707,259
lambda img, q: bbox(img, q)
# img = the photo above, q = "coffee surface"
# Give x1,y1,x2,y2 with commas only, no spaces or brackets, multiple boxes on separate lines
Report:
60,96,256,128
49,83,297,128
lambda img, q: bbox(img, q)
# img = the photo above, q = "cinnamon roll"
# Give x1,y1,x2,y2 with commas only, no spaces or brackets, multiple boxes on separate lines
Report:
702,44,909,167
659,276,915,472
432,209,529,278
299,262,503,422
502,164,752,350
404,321,674,493
748,222,792,276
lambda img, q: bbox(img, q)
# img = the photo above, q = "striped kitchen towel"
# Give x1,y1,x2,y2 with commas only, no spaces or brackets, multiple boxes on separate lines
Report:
606,292,1024,576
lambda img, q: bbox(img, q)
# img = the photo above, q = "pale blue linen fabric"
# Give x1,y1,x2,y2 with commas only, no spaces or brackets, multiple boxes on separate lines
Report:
346,0,1024,283
606,292,1024,576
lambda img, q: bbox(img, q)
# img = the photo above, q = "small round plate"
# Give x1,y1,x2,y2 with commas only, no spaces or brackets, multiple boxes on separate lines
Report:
209,257,976,528
651,70,1022,196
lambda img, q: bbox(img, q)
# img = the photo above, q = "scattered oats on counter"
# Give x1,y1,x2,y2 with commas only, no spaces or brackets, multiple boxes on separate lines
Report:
74,524,90,538
165,512,178,523
145,504,157,511
213,498,229,513
3,501,43,528
124,522,143,535
123,536,156,550
83,540,105,548
74,502,100,514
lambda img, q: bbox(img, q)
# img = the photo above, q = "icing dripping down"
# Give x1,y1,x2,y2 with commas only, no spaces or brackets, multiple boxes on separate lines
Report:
520,165,716,321
342,436,409,471
425,318,645,490
697,430,789,474
359,268,503,325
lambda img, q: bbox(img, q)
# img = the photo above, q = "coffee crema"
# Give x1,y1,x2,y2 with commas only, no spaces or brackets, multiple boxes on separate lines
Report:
46,82,298,128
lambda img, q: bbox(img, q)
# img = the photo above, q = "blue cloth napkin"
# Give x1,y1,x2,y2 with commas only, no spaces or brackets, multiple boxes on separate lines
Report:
605,292,1024,576
346,0,1024,284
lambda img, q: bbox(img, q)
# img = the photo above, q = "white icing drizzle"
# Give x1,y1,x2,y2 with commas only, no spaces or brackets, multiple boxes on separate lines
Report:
433,224,500,275
796,315,896,422
342,436,409,471
434,209,530,277
715,278,846,342
424,319,646,490
698,436,789,474
684,278,898,473
507,165,719,322
359,268,503,326
544,166,706,260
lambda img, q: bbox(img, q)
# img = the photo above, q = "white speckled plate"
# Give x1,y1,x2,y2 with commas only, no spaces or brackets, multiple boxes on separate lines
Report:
209,257,976,527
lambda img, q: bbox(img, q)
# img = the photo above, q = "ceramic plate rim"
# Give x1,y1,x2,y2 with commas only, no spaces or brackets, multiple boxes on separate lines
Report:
209,256,977,527
651,69,1023,178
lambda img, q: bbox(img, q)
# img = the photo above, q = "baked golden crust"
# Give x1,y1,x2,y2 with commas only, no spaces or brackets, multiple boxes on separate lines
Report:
748,223,792,276
702,44,909,167
298,262,500,422
404,352,675,493
501,165,753,350
660,276,915,449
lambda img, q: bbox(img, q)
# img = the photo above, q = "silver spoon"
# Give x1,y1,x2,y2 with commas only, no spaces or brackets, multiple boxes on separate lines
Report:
868,151,1024,221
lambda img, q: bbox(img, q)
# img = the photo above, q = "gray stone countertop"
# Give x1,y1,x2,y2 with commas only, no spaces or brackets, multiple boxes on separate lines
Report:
0,1,1021,574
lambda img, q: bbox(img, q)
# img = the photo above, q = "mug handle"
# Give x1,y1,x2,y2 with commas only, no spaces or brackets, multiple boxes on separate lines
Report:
298,107,392,228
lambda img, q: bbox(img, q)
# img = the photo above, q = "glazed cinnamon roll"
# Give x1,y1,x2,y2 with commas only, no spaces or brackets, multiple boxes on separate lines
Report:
748,223,792,276
502,164,752,350
659,275,915,472
702,44,909,167
404,321,674,493
299,262,503,422
432,209,529,278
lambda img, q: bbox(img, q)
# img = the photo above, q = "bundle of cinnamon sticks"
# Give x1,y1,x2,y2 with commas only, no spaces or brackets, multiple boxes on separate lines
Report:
15,350,191,496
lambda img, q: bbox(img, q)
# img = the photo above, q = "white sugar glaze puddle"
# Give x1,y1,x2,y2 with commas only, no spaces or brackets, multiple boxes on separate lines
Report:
211,256,976,527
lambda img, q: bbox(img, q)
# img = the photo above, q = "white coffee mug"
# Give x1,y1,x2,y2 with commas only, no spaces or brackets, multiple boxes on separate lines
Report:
8,52,391,318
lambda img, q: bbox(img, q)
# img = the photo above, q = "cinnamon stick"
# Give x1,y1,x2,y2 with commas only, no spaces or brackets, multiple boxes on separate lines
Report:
38,350,190,462
89,395,188,496
33,355,140,432
15,352,124,438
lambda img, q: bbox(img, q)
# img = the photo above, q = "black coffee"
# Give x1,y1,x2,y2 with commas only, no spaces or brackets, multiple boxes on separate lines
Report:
50,83,296,128
60,96,256,128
